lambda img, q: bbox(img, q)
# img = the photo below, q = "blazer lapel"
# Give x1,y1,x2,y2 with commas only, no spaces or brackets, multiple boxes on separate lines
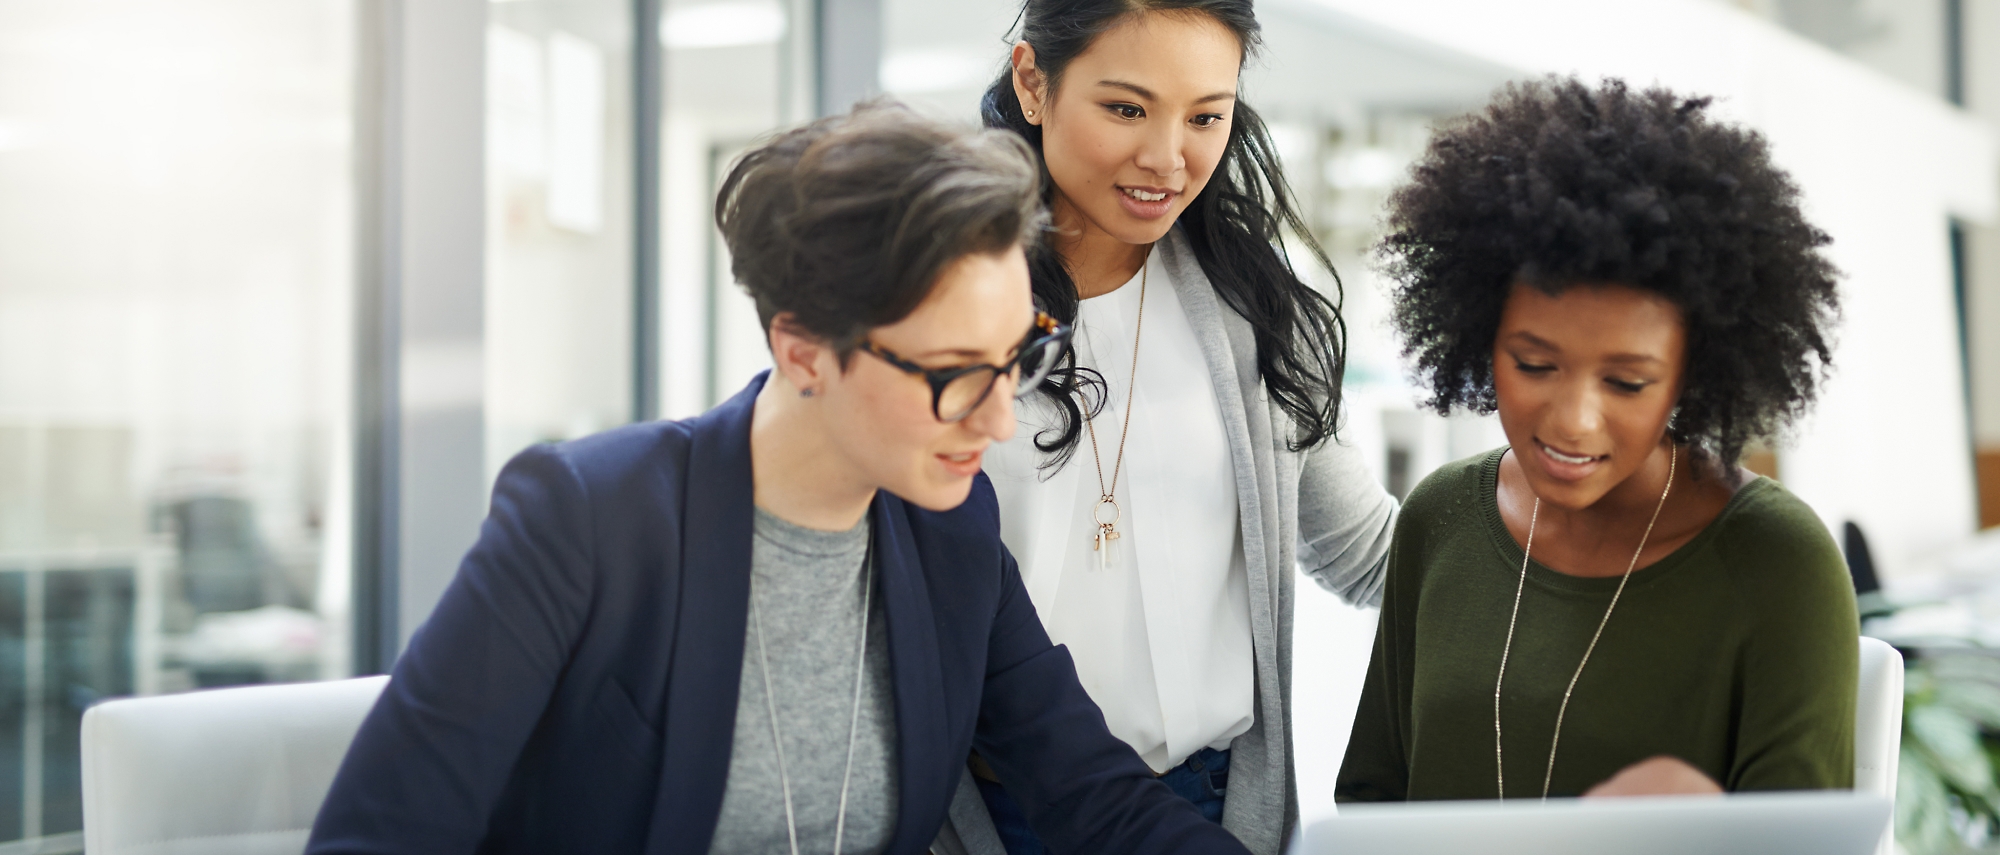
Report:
874,493,951,853
644,372,764,853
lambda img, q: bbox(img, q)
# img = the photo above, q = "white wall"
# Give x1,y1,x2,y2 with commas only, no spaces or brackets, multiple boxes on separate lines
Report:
1969,0,2000,450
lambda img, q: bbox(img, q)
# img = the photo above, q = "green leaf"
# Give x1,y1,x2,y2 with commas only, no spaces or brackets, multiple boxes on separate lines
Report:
1911,705,1996,794
1900,747,1960,854
1930,652,2000,688
1938,681,2000,731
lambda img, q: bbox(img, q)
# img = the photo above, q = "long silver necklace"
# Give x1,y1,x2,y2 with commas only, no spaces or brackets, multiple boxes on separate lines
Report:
749,532,874,855
1493,446,1676,799
1084,257,1147,571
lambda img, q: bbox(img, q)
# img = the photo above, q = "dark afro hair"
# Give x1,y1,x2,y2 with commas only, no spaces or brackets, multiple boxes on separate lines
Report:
1381,75,1840,470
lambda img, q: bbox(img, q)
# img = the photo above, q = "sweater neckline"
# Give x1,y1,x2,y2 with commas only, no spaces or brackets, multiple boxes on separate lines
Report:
1476,448,1772,595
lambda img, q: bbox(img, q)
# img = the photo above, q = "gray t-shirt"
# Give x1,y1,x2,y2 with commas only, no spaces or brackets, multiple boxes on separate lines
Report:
707,507,899,855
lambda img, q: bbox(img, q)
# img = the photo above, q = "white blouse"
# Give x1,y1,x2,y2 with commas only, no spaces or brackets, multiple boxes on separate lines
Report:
984,250,1254,773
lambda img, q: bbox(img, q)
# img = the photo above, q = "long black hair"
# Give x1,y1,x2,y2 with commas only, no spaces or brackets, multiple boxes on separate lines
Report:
983,0,1347,468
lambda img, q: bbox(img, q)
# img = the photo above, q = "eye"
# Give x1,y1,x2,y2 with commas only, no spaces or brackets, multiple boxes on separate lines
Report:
1191,113,1226,128
1105,103,1144,120
1512,359,1555,375
1607,378,1650,394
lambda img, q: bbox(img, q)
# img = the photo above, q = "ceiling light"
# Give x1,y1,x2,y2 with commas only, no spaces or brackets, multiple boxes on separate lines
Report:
661,1,786,50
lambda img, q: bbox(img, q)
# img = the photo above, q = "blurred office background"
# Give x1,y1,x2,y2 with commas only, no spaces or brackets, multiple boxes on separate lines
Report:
0,0,1997,851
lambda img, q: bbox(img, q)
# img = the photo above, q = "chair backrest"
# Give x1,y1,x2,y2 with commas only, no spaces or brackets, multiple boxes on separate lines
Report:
81,675,388,855
1855,636,1903,855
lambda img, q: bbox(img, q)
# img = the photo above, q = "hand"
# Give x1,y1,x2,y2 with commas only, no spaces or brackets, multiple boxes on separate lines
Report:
1582,755,1724,798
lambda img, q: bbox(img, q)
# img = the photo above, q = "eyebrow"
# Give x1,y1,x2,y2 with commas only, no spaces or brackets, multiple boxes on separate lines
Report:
1095,79,1237,105
1601,354,1665,366
1504,331,1664,365
1505,331,1561,351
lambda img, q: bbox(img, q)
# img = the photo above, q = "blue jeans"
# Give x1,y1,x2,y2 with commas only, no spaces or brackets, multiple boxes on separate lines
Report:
974,747,1229,855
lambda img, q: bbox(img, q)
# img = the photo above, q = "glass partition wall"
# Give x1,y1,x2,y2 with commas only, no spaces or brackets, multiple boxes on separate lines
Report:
485,0,639,479
0,0,806,841
658,0,801,416
0,1,358,846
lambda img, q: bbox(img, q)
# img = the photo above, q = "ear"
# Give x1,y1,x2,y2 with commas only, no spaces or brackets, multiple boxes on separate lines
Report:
1011,42,1045,125
767,313,834,395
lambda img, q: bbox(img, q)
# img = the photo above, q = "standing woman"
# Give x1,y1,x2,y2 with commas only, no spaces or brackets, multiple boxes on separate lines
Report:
939,3,1398,854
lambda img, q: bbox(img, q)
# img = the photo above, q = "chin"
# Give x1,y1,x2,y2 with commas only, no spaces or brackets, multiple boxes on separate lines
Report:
1109,216,1176,246
1089,203,1178,245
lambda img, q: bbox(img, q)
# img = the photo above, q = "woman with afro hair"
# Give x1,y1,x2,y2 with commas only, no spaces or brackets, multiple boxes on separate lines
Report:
1335,76,1856,801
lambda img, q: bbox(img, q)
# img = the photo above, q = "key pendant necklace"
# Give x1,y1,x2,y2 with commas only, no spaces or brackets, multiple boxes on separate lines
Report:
1084,256,1147,571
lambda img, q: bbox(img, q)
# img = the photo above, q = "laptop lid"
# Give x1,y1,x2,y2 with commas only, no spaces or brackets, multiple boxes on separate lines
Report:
1295,792,1891,855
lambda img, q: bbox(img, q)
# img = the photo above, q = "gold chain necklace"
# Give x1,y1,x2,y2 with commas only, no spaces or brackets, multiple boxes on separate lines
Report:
1084,258,1147,571
1493,445,1676,799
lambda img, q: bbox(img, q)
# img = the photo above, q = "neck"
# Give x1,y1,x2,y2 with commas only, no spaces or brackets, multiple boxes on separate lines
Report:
1052,192,1150,299
749,376,877,531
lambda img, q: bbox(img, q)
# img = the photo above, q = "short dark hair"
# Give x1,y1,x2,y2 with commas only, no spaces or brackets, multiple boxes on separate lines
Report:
715,100,1046,358
1382,76,1841,470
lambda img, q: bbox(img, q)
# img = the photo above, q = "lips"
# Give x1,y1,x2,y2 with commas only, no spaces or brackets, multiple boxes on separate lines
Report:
937,449,984,477
1117,185,1177,220
1534,439,1606,482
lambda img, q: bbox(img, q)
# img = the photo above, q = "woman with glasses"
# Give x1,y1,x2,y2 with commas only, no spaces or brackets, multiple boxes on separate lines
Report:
939,2,1398,854
307,103,1251,855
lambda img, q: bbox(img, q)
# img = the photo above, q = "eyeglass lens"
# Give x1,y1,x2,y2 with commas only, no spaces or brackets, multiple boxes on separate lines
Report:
938,368,1002,422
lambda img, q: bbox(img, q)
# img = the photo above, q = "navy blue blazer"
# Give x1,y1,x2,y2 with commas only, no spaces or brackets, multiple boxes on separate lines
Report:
308,373,1248,855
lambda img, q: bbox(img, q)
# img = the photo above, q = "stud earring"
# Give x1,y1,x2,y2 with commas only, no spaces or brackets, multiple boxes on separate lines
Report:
800,388,816,398
1025,108,1035,118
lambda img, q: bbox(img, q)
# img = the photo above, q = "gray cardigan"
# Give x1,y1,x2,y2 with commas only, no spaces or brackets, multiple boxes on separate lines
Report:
934,229,1398,855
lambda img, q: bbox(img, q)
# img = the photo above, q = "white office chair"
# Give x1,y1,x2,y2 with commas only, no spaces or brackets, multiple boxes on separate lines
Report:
1856,636,1904,855
80,675,389,855
76,641,1902,855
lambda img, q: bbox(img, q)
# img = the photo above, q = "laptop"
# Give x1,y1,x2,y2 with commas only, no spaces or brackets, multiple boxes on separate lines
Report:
1292,792,1892,855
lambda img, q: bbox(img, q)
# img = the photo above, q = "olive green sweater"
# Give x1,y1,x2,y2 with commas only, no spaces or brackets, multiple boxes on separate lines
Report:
1336,449,1857,801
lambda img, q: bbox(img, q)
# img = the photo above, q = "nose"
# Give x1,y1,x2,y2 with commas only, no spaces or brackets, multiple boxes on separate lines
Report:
1549,375,1604,443
962,373,1019,443
1133,120,1185,179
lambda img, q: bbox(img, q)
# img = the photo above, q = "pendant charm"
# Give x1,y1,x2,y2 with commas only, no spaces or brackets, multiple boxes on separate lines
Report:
1092,496,1122,570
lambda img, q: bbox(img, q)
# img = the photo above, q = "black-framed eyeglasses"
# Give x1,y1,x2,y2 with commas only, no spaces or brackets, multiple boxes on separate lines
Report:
857,310,1074,423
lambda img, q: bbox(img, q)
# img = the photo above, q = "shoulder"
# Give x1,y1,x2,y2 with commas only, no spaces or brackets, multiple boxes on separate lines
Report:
489,420,699,523
551,419,695,480
1401,448,1500,523
1381,449,1499,579
1710,479,1845,577
1708,478,1854,616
